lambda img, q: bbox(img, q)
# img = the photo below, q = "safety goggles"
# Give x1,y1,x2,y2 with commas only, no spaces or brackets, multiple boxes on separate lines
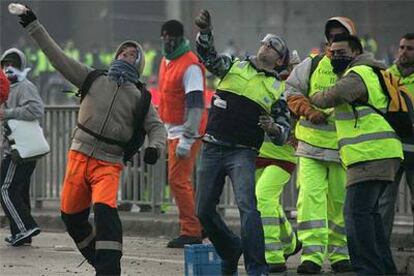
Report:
261,34,287,58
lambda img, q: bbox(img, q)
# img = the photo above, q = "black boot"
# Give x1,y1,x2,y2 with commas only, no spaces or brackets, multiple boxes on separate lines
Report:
297,260,322,274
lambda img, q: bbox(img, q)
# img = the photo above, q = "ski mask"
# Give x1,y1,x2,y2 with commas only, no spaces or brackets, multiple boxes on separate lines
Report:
331,56,353,74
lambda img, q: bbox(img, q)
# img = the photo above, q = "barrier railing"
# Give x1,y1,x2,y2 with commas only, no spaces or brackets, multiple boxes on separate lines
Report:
28,106,412,223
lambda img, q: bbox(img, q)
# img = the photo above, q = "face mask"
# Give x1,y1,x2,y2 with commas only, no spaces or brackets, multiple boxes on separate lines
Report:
331,56,353,74
3,66,18,83
161,36,183,56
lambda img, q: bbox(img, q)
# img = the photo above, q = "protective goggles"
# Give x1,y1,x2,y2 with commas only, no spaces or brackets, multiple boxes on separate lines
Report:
261,34,287,58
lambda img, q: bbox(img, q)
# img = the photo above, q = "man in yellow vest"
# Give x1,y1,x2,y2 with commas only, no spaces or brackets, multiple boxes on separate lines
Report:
310,34,402,275
194,9,291,276
286,17,355,274
158,19,208,248
379,33,414,242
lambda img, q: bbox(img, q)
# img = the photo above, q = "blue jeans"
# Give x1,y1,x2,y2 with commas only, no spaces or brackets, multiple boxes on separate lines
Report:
379,165,414,241
344,181,397,275
196,142,268,276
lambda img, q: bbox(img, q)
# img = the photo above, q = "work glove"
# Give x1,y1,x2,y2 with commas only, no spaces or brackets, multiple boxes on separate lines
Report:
306,109,327,124
176,137,192,159
18,6,37,28
143,147,160,165
258,114,280,136
195,9,212,33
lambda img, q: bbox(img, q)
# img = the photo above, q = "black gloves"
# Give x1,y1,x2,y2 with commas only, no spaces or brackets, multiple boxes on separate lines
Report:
18,7,37,28
143,147,160,165
195,9,212,33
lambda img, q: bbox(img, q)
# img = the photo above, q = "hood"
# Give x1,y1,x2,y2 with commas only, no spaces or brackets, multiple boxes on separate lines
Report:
1,48,26,70
349,53,387,70
113,40,145,76
325,16,356,42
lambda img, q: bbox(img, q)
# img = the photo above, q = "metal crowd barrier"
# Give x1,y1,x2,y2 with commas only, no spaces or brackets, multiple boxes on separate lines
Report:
28,106,412,222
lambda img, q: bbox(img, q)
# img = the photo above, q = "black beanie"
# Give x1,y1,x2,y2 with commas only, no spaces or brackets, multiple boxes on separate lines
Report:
161,20,184,37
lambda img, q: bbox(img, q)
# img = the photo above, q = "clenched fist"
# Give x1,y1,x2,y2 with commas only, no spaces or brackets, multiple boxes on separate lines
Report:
195,9,212,33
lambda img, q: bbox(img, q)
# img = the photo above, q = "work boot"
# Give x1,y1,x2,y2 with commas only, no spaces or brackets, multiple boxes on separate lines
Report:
222,247,242,276
331,260,353,273
166,235,202,248
269,263,287,273
297,260,322,274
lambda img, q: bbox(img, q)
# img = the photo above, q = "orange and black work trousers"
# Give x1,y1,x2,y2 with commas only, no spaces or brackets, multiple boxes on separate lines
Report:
60,150,123,276
168,138,202,237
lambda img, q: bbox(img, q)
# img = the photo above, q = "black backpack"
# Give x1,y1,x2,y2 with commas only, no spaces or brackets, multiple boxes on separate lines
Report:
76,69,152,163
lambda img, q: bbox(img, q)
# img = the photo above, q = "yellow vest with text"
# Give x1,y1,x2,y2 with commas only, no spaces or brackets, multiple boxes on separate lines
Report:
217,59,285,114
335,65,403,167
295,55,338,149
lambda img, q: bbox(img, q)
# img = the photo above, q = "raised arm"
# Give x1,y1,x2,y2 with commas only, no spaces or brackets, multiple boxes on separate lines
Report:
16,7,91,88
194,10,233,78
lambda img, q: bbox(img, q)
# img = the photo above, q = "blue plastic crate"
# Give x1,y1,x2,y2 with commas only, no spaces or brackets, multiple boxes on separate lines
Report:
184,243,222,276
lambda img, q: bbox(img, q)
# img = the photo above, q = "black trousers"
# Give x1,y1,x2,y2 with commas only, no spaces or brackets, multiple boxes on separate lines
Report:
0,155,38,236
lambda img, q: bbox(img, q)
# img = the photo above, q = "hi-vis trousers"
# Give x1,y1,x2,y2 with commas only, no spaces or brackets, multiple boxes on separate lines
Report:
296,157,349,266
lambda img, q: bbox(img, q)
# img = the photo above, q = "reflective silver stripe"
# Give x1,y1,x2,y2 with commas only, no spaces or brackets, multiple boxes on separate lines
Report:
328,221,346,236
95,241,122,251
237,61,248,68
335,108,387,120
298,120,336,131
403,143,414,153
77,229,96,249
298,220,326,230
328,245,349,255
265,242,284,251
338,132,399,148
302,245,325,255
261,217,286,226
273,80,281,90
280,232,294,244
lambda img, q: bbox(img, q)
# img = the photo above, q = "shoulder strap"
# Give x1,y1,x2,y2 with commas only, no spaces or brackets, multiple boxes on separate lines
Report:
309,54,324,77
76,69,107,103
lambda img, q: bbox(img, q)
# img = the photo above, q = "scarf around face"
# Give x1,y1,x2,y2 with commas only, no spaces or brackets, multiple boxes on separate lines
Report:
108,59,139,86
162,38,191,60
4,66,31,85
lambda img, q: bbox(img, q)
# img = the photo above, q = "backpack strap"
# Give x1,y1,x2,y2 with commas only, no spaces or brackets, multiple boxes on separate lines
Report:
309,53,324,78
122,81,152,163
76,69,107,103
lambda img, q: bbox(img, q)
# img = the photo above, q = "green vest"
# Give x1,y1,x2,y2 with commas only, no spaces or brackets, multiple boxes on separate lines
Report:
259,139,297,164
217,59,285,114
295,55,338,149
387,64,414,95
335,65,403,167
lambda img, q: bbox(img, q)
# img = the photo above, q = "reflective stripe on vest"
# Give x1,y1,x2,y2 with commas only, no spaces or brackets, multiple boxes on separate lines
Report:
295,55,338,149
302,245,325,255
336,65,403,167
335,107,386,120
217,59,285,114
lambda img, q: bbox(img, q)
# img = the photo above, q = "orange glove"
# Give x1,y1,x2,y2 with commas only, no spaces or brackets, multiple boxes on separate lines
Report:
306,109,327,124
287,95,314,117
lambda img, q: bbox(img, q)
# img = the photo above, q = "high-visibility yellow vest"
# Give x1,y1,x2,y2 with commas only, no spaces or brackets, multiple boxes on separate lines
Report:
259,140,297,163
388,64,414,95
335,65,403,167
217,59,285,114
295,55,338,149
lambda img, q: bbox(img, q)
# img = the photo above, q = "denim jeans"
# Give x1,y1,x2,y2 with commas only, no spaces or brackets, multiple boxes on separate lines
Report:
379,165,414,241
196,142,268,276
344,180,397,275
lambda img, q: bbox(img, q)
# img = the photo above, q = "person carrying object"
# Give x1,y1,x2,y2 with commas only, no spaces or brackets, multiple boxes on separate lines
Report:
12,6,166,276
